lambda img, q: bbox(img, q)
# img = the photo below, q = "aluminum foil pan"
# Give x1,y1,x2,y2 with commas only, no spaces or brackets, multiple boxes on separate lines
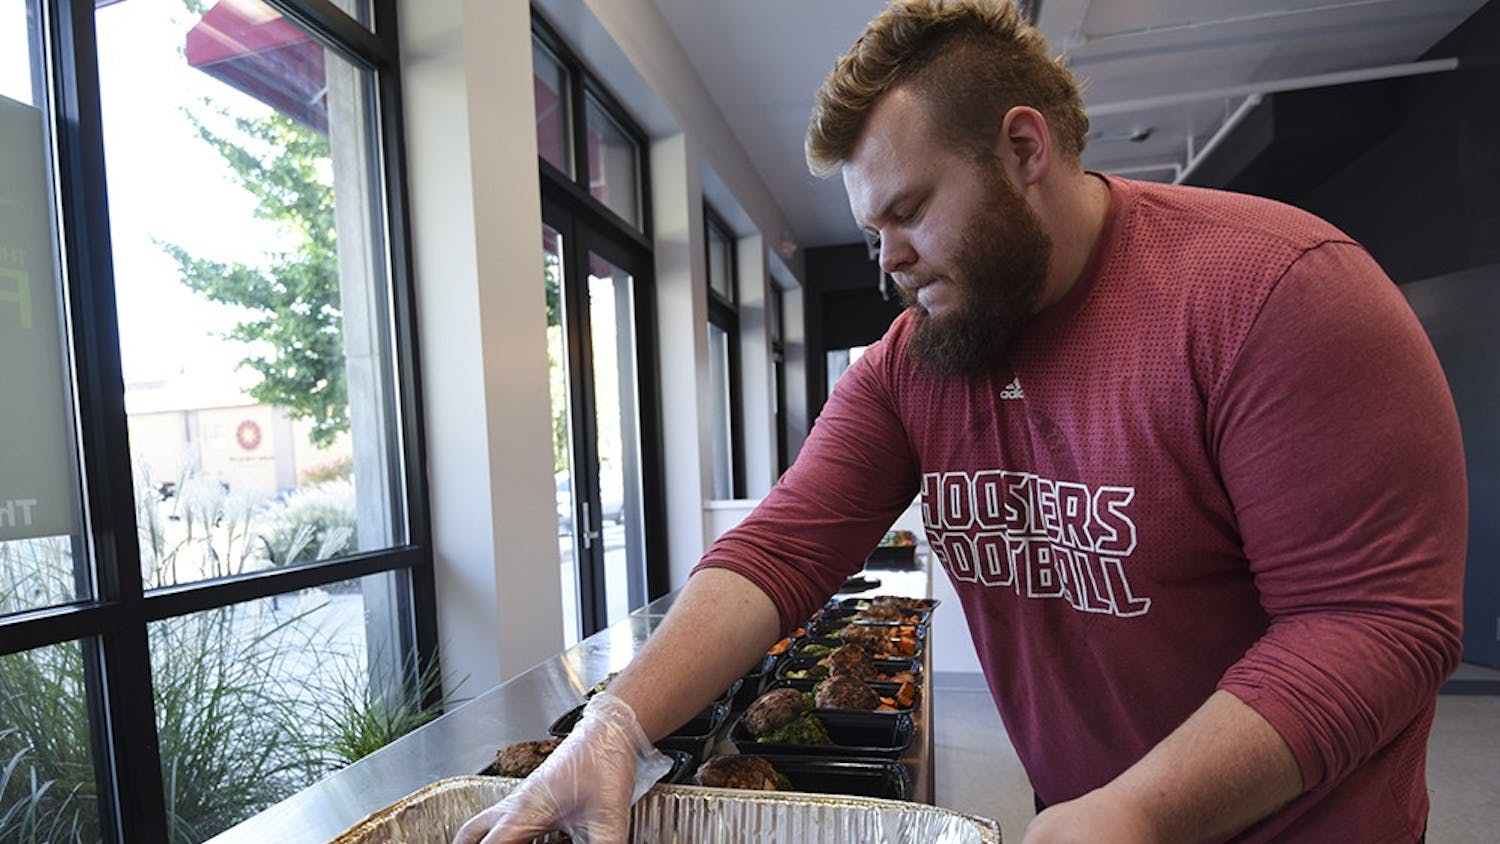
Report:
331,776,1001,843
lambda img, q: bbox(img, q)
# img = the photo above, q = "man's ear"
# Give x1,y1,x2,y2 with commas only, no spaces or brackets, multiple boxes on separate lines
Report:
995,106,1051,188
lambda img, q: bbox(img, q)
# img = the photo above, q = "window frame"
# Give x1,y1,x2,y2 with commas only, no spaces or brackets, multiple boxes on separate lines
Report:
531,12,670,637
531,16,653,243
703,203,745,499
1,1,437,840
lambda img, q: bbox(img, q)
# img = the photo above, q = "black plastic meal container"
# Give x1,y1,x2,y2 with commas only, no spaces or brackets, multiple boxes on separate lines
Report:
792,632,925,661
735,652,778,707
758,678,917,715
773,654,923,687
809,617,928,641
729,709,914,759
549,700,730,766
760,754,914,800
478,747,694,785
826,596,941,614
816,605,933,626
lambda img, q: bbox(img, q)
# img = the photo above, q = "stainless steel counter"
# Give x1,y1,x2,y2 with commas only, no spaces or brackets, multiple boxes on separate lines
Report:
210,588,933,843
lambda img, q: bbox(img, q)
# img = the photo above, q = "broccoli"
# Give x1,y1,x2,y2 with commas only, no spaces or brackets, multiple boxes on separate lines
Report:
756,712,832,746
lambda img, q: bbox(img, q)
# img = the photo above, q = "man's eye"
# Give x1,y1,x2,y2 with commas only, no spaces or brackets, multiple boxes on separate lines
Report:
865,234,882,257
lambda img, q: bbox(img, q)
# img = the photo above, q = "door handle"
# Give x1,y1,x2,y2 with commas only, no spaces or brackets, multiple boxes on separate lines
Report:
582,501,601,548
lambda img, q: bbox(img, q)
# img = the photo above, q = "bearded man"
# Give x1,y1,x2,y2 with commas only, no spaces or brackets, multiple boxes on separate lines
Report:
458,2,1464,842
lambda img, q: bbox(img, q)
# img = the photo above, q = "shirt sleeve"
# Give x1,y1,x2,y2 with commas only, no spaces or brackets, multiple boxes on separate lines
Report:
1210,240,1467,791
692,322,923,634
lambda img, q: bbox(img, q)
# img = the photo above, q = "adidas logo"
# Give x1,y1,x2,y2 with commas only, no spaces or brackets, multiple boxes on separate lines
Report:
1000,377,1025,400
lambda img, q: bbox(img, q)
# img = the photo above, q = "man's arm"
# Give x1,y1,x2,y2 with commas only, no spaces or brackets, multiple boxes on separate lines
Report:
607,568,782,739
1024,690,1301,843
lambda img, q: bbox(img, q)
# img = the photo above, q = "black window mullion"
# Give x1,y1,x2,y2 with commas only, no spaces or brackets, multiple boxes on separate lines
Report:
141,549,423,623
263,0,389,71
50,1,169,840
371,0,440,705
0,603,121,658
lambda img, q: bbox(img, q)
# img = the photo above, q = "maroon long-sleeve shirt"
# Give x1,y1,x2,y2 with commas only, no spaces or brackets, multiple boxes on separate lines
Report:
696,176,1466,842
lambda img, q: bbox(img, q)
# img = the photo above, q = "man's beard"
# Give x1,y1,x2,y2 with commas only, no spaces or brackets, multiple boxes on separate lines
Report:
900,168,1052,377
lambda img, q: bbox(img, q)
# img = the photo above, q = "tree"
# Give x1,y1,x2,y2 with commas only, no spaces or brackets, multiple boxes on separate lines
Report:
161,104,347,447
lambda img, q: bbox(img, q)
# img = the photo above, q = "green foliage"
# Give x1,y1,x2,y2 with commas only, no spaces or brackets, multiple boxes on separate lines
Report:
0,479,449,841
161,103,347,447
297,648,462,771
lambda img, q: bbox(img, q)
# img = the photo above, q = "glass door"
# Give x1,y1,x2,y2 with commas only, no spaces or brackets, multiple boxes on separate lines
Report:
542,200,651,643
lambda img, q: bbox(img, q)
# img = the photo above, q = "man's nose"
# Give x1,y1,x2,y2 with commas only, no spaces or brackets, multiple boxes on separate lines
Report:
879,233,915,275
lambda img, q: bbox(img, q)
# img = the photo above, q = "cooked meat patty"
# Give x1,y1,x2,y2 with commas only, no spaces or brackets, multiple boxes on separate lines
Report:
857,603,907,622
694,754,783,790
741,687,806,736
490,738,562,777
813,675,878,710
871,595,928,612
836,624,891,652
824,643,875,680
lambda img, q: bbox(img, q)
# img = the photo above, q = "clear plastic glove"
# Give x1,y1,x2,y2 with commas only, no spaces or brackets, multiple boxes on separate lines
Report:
452,691,672,844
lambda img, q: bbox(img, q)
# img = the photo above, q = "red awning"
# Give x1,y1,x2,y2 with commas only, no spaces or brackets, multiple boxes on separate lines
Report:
185,0,328,133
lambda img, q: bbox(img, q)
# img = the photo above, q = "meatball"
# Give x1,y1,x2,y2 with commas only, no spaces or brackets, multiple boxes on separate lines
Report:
489,738,562,777
837,624,892,652
741,687,806,736
694,754,784,790
813,675,878,711
824,643,875,680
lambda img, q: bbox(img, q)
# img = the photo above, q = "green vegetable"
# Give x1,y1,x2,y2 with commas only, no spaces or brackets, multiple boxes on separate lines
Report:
774,772,794,791
800,644,834,657
784,669,811,680
756,712,832,746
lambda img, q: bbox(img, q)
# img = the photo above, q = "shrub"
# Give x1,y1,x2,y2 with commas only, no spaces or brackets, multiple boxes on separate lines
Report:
255,480,357,568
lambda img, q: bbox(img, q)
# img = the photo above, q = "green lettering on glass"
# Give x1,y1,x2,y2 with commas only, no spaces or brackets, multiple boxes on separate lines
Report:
0,265,34,329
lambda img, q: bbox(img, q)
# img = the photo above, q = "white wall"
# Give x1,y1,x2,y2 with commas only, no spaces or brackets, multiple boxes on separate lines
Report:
399,0,565,692
397,0,812,692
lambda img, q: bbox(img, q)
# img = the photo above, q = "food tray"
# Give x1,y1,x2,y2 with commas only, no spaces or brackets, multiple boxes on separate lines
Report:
695,753,915,801
729,709,915,759
478,747,695,785
330,776,1001,843
760,678,917,715
793,633,925,661
828,596,941,613
774,654,922,686
818,605,933,626
809,618,928,641
865,544,918,569
549,701,730,766
736,652,779,707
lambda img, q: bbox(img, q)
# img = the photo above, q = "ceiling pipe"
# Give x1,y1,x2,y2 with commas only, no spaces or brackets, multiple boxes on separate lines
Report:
1175,94,1262,185
1088,57,1458,116
1069,0,1406,51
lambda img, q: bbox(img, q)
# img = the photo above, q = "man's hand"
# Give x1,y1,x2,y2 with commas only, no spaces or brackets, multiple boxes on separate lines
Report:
451,692,670,844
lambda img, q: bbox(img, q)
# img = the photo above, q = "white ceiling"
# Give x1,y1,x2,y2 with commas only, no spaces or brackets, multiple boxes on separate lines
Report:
646,0,1487,249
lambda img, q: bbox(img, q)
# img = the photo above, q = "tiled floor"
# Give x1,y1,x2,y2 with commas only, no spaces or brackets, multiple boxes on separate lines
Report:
933,664,1500,843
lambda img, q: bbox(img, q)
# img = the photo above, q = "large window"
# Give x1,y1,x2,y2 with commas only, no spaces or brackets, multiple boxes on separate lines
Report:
705,204,744,499
0,1,435,841
769,284,789,476
534,20,665,644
